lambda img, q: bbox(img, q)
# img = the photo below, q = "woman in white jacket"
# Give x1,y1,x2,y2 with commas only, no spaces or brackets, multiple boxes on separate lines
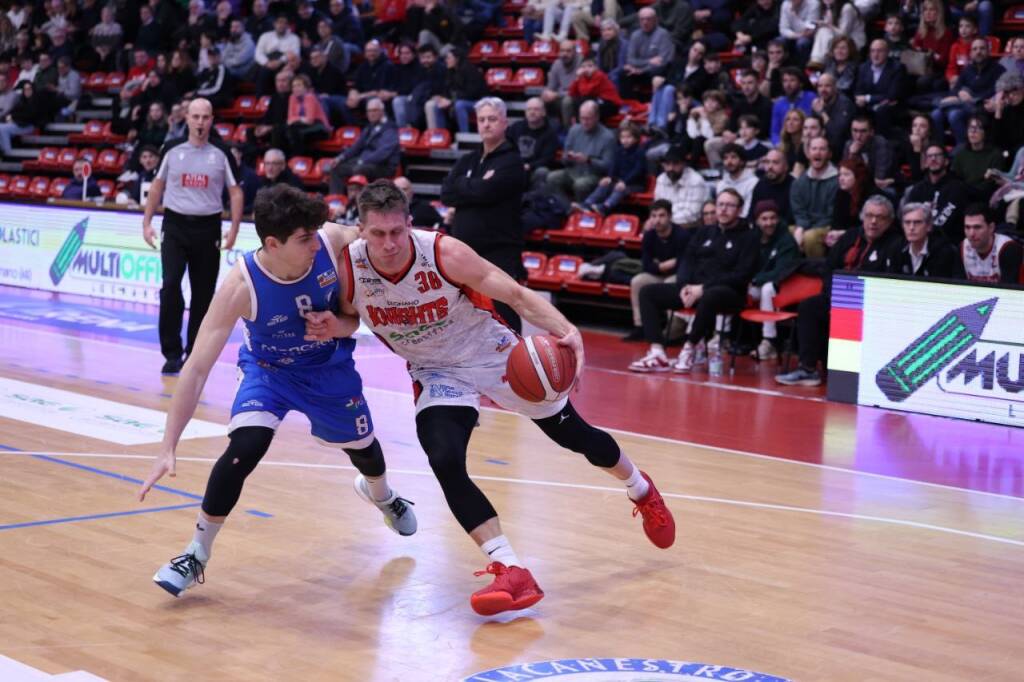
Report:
809,0,866,67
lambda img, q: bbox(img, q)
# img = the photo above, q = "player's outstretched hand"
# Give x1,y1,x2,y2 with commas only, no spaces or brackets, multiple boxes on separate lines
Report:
139,451,176,501
556,327,586,390
304,310,344,341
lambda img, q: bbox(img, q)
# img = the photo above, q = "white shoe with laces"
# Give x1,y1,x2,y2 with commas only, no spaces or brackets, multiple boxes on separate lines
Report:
671,347,695,374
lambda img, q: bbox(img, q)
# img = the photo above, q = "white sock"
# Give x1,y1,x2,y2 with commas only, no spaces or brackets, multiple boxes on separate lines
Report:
651,343,666,356
623,463,650,502
479,535,521,568
364,474,393,502
191,514,223,563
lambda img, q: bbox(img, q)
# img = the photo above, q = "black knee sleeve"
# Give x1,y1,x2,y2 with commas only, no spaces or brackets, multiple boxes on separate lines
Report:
416,406,497,533
533,401,621,468
343,438,387,478
202,426,275,517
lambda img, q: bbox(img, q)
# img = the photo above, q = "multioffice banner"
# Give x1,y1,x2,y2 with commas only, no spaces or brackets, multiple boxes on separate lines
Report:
0,203,260,305
827,273,1024,428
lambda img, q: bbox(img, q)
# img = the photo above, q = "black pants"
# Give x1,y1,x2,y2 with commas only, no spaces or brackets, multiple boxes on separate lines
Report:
159,210,222,361
478,246,526,335
639,282,744,345
796,292,831,369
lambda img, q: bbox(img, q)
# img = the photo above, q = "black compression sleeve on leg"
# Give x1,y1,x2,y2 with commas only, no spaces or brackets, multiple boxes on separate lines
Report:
343,438,386,478
532,401,621,468
201,426,275,517
415,406,498,533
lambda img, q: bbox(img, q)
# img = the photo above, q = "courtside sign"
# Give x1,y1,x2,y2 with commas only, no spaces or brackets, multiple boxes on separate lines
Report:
827,274,1024,427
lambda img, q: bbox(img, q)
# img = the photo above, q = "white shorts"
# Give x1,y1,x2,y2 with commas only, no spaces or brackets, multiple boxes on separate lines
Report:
409,348,568,420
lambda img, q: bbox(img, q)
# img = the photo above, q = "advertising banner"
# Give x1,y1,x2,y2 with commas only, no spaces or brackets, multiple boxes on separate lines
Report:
827,273,1024,428
0,203,259,305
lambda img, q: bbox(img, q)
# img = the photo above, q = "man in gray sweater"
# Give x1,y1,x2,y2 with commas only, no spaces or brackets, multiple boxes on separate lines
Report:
542,40,582,129
790,136,838,258
621,8,675,98
547,100,616,201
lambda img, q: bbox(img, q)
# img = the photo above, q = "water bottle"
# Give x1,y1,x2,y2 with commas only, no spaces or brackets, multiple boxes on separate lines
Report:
709,352,723,377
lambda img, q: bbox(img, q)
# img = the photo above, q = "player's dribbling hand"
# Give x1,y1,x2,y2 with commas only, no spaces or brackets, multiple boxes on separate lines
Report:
556,327,585,390
304,310,343,341
139,451,176,501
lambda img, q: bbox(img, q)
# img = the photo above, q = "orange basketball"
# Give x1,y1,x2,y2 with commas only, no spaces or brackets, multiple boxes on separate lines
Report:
506,335,578,403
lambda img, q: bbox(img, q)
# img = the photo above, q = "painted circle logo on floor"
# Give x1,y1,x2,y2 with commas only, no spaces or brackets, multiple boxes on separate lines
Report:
462,659,791,681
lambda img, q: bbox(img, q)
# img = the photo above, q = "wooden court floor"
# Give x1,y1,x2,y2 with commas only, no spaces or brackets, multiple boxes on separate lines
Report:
1,320,1023,681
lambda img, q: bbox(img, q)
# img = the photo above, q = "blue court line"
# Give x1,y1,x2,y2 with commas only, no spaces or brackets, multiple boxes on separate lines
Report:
1,445,272,518
485,459,509,466
0,503,202,531
246,510,273,518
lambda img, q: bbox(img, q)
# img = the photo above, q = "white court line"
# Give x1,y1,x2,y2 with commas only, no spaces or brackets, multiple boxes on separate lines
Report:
2,450,1022,548
3,324,1023,502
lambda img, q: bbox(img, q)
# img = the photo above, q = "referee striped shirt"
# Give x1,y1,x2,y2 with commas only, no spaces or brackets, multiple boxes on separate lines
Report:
156,137,239,216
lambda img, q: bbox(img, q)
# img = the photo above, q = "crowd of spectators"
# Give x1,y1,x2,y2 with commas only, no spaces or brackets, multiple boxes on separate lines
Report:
2,0,1023,388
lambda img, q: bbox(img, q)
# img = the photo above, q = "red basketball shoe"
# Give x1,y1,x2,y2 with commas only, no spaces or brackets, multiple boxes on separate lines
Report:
631,471,675,548
470,562,545,616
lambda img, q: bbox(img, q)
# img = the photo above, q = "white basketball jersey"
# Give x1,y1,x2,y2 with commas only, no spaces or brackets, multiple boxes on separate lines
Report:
344,230,515,368
961,233,1012,283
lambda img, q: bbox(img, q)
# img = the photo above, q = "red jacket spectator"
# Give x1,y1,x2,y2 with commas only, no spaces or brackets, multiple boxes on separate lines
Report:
912,30,955,75
568,67,623,107
287,90,330,129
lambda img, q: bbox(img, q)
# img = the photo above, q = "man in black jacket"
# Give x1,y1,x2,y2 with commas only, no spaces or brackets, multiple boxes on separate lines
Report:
886,202,958,278
440,97,528,332
506,96,559,186
775,194,902,387
629,189,759,375
903,144,970,244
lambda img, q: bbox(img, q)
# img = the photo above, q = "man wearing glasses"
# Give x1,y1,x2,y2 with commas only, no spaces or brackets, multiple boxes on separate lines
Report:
903,144,970,244
629,189,758,374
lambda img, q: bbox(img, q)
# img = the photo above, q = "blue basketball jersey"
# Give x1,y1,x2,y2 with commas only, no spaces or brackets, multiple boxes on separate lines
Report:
238,231,357,376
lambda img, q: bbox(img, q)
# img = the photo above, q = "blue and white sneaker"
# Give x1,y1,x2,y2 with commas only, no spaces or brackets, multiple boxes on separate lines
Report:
775,367,823,386
353,475,417,536
153,541,208,597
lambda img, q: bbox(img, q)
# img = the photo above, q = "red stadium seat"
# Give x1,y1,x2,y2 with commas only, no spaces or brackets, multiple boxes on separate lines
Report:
337,125,361,148
23,146,59,172
96,179,115,199
225,95,257,119
77,147,99,165
314,157,334,183
735,274,824,371
48,177,70,198
104,72,125,90
28,176,52,198
547,210,601,244
9,175,32,198
84,71,108,92
469,40,500,64
421,128,452,149
398,126,421,151
522,251,548,289
214,122,235,139
101,122,125,145
255,95,271,117
68,119,105,144
486,67,514,90
288,156,315,182
0,174,11,196
95,148,125,174
530,39,558,62
57,147,79,170
501,40,531,63
1000,5,1024,30
232,123,253,144
325,193,348,216
586,213,640,247
514,67,544,90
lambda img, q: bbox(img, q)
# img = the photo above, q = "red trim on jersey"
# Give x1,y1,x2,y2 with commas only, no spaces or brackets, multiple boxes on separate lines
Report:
412,379,423,404
341,246,355,305
460,283,519,338
370,235,416,285
434,233,461,287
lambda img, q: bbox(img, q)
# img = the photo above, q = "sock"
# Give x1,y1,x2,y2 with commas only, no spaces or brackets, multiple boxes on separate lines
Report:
623,463,650,502
651,343,666,356
480,535,521,568
191,514,223,563
364,474,394,502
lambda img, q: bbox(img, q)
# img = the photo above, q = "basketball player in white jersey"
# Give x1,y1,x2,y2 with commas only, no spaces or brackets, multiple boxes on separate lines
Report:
304,180,676,616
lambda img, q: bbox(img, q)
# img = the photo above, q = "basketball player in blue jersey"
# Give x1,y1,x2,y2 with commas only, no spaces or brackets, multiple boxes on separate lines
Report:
138,184,416,597
304,181,676,616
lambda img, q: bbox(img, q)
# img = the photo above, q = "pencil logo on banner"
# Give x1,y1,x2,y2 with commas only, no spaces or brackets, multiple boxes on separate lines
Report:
875,298,997,402
49,218,88,285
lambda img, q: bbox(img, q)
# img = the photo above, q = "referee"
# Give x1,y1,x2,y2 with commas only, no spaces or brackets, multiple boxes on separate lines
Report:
143,98,243,375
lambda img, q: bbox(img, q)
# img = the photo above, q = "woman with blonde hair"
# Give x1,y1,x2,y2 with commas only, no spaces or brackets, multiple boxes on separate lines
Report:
911,0,954,91
778,108,806,172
